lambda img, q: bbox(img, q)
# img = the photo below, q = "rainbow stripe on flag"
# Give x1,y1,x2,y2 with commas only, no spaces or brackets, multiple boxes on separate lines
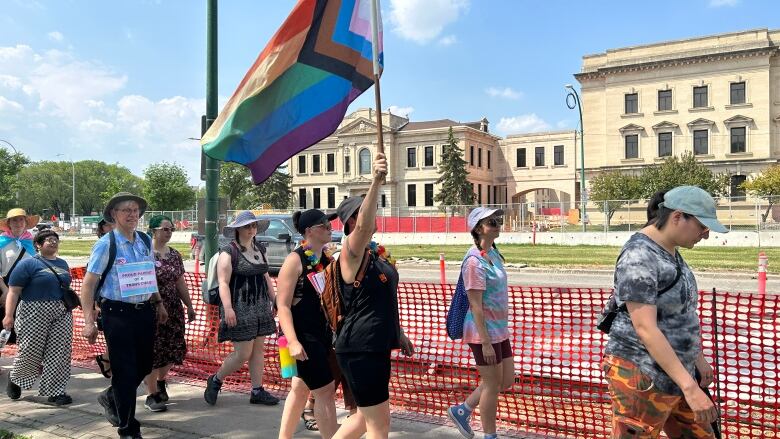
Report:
202,0,382,184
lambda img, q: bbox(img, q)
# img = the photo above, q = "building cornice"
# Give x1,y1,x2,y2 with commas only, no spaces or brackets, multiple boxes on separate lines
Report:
575,46,777,81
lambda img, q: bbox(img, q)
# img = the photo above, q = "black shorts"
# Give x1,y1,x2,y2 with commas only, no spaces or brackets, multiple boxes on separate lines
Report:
467,339,513,366
336,351,391,407
297,339,336,391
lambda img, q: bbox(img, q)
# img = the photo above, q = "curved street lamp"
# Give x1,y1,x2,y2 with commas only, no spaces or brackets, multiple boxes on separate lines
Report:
565,84,587,232
0,139,18,154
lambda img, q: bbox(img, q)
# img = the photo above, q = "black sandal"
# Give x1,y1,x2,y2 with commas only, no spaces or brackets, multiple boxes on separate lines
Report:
301,408,318,431
96,354,112,378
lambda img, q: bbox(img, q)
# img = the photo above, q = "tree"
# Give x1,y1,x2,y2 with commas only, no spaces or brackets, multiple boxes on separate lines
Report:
742,165,780,222
0,147,30,213
639,152,728,198
589,171,643,226
435,127,474,207
142,162,196,211
13,161,142,217
219,162,292,210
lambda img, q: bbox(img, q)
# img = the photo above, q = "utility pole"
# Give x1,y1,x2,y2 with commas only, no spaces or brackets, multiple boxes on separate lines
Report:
203,0,220,263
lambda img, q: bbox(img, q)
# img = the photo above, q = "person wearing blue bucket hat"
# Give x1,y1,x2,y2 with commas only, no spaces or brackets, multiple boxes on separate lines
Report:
203,210,279,407
601,186,725,438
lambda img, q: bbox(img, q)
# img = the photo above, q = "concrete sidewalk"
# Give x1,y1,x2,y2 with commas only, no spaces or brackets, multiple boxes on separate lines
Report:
0,358,469,439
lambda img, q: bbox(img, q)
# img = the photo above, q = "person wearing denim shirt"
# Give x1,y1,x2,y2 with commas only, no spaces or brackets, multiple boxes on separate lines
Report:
80,192,168,439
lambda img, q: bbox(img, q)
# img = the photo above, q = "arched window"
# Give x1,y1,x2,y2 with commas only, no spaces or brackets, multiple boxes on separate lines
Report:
359,148,371,175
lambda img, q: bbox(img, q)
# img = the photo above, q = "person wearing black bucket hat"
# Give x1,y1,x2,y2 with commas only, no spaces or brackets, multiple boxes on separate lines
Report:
277,208,355,438
330,153,415,439
80,192,167,439
203,211,279,407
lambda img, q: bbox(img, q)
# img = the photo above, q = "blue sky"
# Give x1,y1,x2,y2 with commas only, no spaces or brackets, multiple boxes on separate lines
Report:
0,0,777,184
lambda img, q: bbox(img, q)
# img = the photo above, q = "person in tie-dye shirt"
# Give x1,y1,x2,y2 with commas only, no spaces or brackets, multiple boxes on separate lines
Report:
447,207,512,439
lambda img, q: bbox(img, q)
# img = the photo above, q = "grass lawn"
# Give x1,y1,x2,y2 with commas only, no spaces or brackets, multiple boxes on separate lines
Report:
388,244,778,272
0,430,30,439
58,239,191,257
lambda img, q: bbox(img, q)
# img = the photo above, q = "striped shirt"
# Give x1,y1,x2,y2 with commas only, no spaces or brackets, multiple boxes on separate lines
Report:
87,229,155,303
461,246,509,344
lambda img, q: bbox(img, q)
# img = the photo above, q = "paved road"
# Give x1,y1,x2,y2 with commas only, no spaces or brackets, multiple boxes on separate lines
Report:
63,256,772,293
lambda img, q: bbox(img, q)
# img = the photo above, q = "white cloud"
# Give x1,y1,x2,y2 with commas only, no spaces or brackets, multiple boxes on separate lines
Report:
389,0,469,44
496,114,551,135
0,96,24,112
79,118,114,132
0,75,22,90
47,31,64,42
438,35,457,46
709,0,739,6
485,86,522,100
388,105,414,117
556,120,570,129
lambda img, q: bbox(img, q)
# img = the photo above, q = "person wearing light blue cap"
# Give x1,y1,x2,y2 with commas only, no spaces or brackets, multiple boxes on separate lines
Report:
601,186,725,438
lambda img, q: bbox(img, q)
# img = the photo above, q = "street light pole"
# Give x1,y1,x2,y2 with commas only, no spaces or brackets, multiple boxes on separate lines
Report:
56,154,76,225
565,84,587,232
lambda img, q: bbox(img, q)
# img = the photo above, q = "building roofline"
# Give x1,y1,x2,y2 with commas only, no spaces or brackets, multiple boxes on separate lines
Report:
504,129,576,139
582,28,774,59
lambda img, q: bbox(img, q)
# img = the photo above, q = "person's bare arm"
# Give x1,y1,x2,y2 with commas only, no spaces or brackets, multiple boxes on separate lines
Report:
80,272,100,342
466,288,495,364
341,153,387,283
1,286,22,330
276,253,307,360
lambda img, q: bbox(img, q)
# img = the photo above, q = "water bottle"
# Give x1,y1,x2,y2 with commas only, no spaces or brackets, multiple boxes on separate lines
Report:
0,329,11,349
277,335,298,379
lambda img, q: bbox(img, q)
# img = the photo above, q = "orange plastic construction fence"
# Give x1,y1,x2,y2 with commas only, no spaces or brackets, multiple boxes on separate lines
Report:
53,269,779,438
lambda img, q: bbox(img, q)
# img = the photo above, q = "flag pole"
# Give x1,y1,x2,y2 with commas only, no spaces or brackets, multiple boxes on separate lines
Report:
370,0,384,157
204,0,220,264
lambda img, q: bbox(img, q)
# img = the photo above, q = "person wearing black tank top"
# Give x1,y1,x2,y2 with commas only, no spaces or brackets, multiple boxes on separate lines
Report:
331,153,415,439
277,209,342,439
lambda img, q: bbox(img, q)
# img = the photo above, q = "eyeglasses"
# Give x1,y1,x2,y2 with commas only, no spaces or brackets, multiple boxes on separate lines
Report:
483,217,503,228
43,237,59,244
684,214,709,233
116,208,140,216
241,223,258,229
155,227,175,232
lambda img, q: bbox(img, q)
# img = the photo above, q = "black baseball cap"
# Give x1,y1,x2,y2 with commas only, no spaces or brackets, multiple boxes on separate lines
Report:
293,209,337,235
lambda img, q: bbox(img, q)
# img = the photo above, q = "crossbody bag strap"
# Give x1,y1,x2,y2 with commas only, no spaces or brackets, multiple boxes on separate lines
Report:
36,255,67,290
352,249,371,288
616,250,683,312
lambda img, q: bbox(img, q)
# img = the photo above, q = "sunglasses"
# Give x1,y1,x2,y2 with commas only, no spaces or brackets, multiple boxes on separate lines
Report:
311,221,332,231
155,227,175,232
482,217,503,228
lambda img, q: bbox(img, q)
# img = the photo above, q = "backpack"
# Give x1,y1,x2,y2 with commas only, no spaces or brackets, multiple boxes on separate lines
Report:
94,230,151,301
321,248,370,333
201,242,239,305
446,255,480,340
596,249,682,334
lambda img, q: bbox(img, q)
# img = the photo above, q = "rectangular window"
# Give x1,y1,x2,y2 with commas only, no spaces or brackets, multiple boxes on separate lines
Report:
493,186,498,204
326,153,335,172
312,155,320,173
477,184,482,204
693,130,708,155
693,86,708,108
424,146,434,167
487,185,491,204
730,127,746,153
625,93,638,114
625,135,639,159
658,132,672,157
470,145,474,166
298,155,306,174
478,148,482,168
424,184,434,206
407,184,416,207
554,145,564,166
487,150,492,170
313,188,320,209
406,147,416,167
731,175,747,201
298,188,306,209
516,148,526,167
327,187,335,209
534,146,545,167
730,82,746,105
344,155,350,174
381,194,386,208
658,89,672,111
